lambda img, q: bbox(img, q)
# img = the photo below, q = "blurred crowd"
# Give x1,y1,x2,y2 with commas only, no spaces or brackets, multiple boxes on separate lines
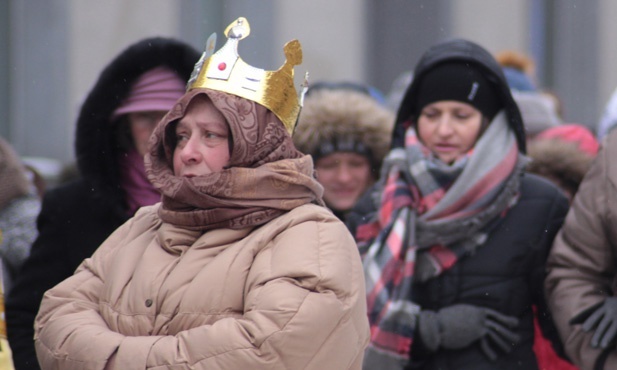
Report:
1,19,616,370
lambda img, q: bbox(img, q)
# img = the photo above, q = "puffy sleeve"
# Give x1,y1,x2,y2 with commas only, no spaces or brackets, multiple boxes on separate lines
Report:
33,208,159,370
545,132,617,369
34,207,369,370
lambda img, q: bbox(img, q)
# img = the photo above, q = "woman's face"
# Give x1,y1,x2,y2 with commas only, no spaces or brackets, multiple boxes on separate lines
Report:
315,152,372,212
172,95,230,177
129,111,167,156
417,100,483,164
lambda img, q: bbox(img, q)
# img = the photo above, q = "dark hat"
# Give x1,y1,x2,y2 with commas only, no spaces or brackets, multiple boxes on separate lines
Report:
392,39,527,153
502,67,536,92
414,61,502,120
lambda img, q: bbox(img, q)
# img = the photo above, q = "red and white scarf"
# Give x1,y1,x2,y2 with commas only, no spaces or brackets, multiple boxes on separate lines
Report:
358,111,526,369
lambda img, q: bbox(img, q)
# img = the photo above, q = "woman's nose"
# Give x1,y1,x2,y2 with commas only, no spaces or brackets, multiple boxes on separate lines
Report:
436,117,454,136
336,164,353,183
180,136,202,164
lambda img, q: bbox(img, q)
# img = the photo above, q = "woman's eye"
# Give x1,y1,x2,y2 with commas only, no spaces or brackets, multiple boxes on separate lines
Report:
175,132,188,143
421,111,438,119
349,161,367,169
317,161,338,171
204,131,228,142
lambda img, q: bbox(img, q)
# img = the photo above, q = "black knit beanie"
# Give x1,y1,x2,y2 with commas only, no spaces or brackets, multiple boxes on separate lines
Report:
414,61,502,120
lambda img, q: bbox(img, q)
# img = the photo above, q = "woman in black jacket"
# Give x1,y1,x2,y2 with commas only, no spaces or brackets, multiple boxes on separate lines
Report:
5,37,199,370
347,39,570,370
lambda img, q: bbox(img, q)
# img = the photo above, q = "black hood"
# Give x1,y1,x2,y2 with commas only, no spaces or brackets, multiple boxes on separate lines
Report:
392,39,526,153
74,37,200,215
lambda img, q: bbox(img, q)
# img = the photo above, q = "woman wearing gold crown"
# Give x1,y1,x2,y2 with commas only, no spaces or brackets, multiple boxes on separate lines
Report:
33,18,369,370
347,39,571,370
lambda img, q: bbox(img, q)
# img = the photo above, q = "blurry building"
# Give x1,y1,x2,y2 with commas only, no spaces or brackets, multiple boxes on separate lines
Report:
0,0,615,169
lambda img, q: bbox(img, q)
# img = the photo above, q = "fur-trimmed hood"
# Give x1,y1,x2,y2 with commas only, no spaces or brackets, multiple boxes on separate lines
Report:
393,39,527,153
0,137,31,210
293,88,394,176
526,138,593,197
74,37,199,216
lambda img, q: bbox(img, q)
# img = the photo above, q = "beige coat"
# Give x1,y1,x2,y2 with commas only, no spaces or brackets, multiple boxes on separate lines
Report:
34,203,369,369
545,129,617,369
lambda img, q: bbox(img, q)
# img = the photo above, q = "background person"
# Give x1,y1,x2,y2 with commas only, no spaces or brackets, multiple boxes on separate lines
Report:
524,123,597,370
527,124,598,202
495,50,565,142
6,37,199,370
0,137,41,295
348,39,570,370
293,82,394,220
596,86,617,140
545,128,617,369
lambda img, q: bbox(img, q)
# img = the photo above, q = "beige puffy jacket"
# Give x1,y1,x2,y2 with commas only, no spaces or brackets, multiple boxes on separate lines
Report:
34,203,369,369
545,129,617,369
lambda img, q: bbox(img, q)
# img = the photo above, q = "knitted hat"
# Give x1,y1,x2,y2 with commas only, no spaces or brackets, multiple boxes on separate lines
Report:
112,66,185,119
307,81,387,106
495,50,537,92
535,124,599,156
502,67,536,92
393,39,527,153
414,62,502,120
512,91,561,137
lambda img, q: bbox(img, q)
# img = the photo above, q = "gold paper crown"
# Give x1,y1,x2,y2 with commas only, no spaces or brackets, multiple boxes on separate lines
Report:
187,17,308,135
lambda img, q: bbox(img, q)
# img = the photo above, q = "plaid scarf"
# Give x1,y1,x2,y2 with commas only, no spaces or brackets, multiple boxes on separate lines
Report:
359,112,526,369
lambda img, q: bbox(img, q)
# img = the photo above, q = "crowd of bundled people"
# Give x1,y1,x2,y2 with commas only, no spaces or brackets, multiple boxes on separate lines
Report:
1,15,617,370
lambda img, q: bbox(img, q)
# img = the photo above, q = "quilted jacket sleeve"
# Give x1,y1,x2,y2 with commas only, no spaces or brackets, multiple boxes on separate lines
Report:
545,132,617,370
33,210,159,370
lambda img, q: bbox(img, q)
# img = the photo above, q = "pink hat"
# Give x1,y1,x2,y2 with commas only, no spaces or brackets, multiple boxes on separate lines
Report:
112,66,185,119
535,124,599,156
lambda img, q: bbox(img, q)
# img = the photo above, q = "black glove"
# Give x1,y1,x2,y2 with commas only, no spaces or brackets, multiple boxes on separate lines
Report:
417,304,520,361
573,297,617,349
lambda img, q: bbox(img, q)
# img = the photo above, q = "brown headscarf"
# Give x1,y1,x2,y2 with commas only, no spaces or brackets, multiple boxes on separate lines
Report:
145,89,324,231
0,138,31,210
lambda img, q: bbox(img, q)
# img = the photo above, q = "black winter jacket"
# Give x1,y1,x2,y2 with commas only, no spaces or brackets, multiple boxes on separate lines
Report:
348,39,570,370
6,181,128,369
348,174,569,370
6,37,199,370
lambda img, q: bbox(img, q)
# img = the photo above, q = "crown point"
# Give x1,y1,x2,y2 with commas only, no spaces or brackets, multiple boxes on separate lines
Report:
284,40,302,66
190,17,303,135
224,17,250,40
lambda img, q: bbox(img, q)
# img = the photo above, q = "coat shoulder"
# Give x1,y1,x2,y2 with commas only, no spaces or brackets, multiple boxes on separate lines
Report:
520,172,569,202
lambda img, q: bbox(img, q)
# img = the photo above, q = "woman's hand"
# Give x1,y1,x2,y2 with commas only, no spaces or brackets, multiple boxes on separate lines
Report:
574,297,617,349
417,303,520,360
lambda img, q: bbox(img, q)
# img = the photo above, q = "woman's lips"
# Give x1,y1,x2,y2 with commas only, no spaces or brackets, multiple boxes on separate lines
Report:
331,188,358,197
434,143,457,152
